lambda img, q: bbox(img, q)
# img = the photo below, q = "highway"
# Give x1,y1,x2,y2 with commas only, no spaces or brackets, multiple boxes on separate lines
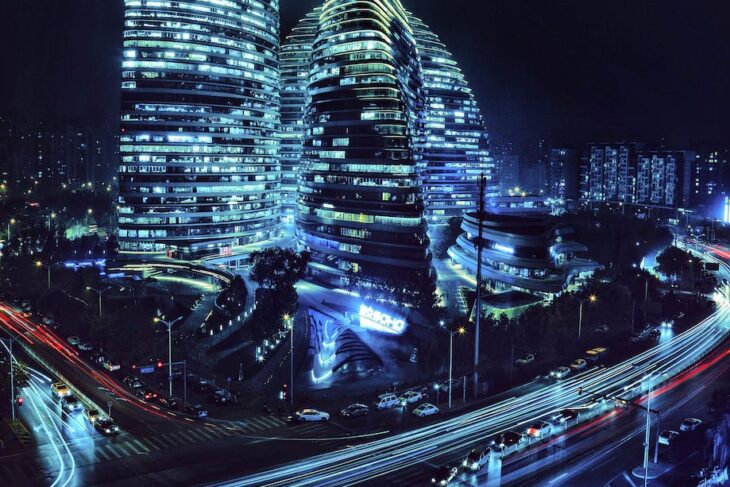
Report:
214,299,730,484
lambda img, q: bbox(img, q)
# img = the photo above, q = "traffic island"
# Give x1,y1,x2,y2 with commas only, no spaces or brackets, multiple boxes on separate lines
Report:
631,462,672,481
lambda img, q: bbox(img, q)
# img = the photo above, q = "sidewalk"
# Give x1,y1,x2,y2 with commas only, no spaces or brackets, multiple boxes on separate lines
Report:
0,418,31,452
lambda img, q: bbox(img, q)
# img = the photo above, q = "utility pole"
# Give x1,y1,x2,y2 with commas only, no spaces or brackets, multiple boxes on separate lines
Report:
153,314,183,398
473,173,485,398
9,337,15,421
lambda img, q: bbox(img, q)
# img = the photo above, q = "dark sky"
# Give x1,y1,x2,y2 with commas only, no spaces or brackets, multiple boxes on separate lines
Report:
1,0,728,147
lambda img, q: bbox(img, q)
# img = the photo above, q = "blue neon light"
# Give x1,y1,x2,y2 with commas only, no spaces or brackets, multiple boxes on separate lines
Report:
359,304,407,335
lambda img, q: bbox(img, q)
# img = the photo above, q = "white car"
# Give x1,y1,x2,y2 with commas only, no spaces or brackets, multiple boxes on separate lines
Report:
78,343,94,352
66,336,80,346
550,366,571,379
102,361,121,372
527,421,553,438
51,382,71,398
292,409,330,422
399,390,423,405
413,403,439,417
514,354,535,367
680,418,703,432
570,359,587,371
658,430,680,446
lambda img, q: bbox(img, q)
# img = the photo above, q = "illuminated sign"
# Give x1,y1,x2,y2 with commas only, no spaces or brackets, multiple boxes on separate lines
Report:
494,243,515,255
359,304,407,335
724,197,730,224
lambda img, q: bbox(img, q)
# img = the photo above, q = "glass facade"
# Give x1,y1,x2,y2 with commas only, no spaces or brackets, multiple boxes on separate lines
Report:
408,15,497,223
279,10,318,221
296,0,432,284
118,0,281,257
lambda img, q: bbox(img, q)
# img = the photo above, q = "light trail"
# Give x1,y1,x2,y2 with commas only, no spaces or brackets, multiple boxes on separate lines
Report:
212,296,730,487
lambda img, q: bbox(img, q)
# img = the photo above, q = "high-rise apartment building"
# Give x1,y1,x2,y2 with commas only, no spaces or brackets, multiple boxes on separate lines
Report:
547,148,579,200
692,149,729,208
118,0,281,258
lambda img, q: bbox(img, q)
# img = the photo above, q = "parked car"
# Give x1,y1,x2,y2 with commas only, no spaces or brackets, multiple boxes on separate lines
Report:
594,324,609,334
90,352,106,364
527,421,553,438
208,390,232,405
647,329,661,341
550,366,571,379
290,409,330,423
514,354,536,367
399,390,423,405
410,347,418,364
462,447,491,471
66,336,80,346
373,393,399,410
658,430,680,446
680,418,703,432
413,403,439,417
182,404,208,419
61,395,83,413
94,418,120,436
441,379,461,392
51,382,71,398
123,375,143,389
431,465,457,486
340,403,369,418
570,359,588,371
83,407,102,423
78,343,94,352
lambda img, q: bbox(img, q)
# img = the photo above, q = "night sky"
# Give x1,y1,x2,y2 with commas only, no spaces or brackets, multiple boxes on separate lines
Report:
1,0,728,147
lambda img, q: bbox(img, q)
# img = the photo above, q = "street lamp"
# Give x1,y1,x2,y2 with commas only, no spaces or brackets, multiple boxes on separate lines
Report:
578,294,597,340
7,218,15,240
47,212,57,230
86,286,112,317
35,260,51,289
448,326,466,408
284,314,294,411
86,208,93,227
153,313,183,398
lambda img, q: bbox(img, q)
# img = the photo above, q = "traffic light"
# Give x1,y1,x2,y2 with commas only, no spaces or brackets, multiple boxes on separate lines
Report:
16,396,24,407
157,360,164,368
280,384,288,401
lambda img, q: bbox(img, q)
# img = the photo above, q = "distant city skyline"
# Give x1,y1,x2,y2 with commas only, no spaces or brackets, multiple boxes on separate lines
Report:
1,0,728,146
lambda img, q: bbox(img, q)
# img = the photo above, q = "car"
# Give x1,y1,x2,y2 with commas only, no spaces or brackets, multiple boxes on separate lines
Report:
66,336,80,346
340,403,369,418
399,390,423,405
410,347,418,363
135,389,158,402
570,359,588,371
61,395,83,413
290,409,330,422
527,421,553,438
441,379,461,392
182,404,208,419
157,396,179,410
658,430,680,446
550,366,571,379
680,418,703,432
102,361,121,372
493,431,528,456
83,408,102,423
462,446,491,471
373,393,399,410
594,324,610,333
208,390,232,405
413,403,439,417
123,375,143,388
90,352,106,364
514,354,536,367
647,329,661,341
51,382,71,398
78,342,94,352
431,465,457,486
94,418,119,436
551,409,580,423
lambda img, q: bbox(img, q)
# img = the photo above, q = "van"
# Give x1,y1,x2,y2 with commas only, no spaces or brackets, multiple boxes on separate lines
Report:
373,393,399,410
584,347,608,364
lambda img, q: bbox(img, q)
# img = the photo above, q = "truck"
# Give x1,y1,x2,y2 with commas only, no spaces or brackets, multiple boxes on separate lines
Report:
584,347,608,365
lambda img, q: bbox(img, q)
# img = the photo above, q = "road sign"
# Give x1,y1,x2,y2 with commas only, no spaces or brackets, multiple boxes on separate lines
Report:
139,365,155,374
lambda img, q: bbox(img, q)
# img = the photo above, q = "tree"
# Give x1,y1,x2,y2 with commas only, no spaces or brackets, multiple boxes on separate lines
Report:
433,217,463,259
249,248,310,293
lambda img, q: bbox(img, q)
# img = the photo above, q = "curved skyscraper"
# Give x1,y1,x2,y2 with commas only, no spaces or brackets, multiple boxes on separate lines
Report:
118,0,281,258
296,0,432,289
408,14,497,223
279,10,319,222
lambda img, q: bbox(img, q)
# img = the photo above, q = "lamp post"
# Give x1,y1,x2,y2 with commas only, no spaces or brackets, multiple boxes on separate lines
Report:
7,218,15,241
284,314,294,411
35,260,51,289
87,286,112,318
448,327,466,408
86,208,93,227
153,314,183,398
578,294,597,340
47,212,56,230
